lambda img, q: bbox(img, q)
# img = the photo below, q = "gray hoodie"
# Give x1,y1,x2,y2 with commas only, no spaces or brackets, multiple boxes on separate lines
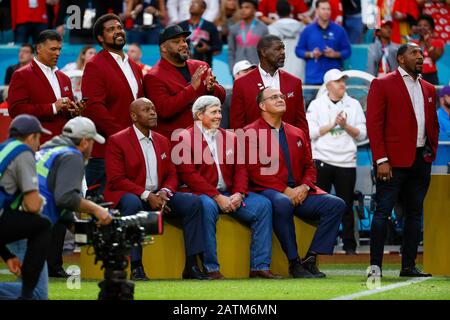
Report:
268,18,305,81
40,136,85,214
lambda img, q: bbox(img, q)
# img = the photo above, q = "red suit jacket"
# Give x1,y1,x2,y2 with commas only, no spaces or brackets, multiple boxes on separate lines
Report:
366,70,439,167
230,67,309,136
173,125,248,198
81,49,144,158
144,58,226,139
244,117,324,194
104,126,178,207
8,60,74,144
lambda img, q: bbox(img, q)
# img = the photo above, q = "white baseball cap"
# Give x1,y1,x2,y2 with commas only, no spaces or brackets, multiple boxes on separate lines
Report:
232,60,256,78
323,69,348,85
62,117,105,144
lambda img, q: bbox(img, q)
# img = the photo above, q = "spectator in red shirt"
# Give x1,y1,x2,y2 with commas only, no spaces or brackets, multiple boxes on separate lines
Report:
413,14,445,84
11,0,48,44
421,0,450,44
257,0,309,25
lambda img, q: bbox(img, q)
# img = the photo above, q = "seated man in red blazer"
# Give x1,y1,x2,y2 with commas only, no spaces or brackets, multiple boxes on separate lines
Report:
366,43,439,278
173,95,279,280
144,25,226,139
230,34,308,136
104,98,208,281
8,30,85,145
245,87,345,278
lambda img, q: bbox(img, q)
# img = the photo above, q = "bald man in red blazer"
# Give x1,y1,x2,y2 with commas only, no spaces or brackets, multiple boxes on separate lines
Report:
366,43,439,277
104,98,206,280
8,59,74,144
244,87,345,278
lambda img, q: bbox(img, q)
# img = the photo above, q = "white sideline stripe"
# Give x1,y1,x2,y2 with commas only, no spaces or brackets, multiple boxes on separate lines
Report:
0,269,12,275
331,277,431,300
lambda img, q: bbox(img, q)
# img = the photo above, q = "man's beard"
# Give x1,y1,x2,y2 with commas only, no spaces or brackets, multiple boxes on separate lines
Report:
170,50,189,64
106,38,126,51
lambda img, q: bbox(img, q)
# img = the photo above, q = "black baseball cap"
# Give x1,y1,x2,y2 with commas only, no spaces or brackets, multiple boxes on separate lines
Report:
159,25,191,45
9,114,52,137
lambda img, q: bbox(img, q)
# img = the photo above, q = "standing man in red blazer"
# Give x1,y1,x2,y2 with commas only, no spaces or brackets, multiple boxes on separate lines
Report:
366,43,439,278
82,14,144,197
173,95,278,280
230,34,308,136
104,98,208,281
245,87,345,279
144,25,226,139
8,30,84,145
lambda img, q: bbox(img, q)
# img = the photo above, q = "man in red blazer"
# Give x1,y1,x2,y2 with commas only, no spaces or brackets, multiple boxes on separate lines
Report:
144,25,226,139
230,34,309,136
104,98,208,281
81,14,144,196
8,30,84,145
366,43,439,278
173,95,278,280
245,87,345,278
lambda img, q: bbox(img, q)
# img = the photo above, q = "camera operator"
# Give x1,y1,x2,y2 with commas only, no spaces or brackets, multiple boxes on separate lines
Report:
36,117,113,278
0,115,52,300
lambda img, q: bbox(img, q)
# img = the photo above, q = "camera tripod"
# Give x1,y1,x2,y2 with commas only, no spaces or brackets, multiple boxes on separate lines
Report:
97,252,135,300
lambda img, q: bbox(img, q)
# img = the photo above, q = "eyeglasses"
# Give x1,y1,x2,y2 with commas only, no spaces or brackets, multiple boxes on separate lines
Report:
262,94,286,102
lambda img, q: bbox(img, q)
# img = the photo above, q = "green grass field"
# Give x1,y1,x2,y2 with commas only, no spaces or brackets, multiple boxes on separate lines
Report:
1,263,449,300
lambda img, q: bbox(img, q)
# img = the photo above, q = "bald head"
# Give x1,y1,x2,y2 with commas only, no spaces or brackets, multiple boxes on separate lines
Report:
130,98,157,130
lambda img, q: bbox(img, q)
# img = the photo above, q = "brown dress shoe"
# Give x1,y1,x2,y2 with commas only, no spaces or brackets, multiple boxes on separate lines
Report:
249,270,283,279
207,271,225,280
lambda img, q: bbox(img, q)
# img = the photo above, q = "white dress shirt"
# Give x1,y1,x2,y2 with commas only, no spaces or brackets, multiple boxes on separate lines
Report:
195,121,227,192
133,125,159,200
34,58,61,115
109,51,139,100
376,67,426,165
258,64,280,90
398,67,426,148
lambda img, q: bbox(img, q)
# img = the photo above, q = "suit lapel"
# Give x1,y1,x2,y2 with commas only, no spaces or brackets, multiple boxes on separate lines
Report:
102,50,135,100
56,71,70,98
31,60,57,101
394,70,416,118
128,127,146,173
152,134,164,188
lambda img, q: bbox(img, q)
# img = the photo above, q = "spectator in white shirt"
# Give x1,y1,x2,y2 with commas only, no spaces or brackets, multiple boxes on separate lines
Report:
306,68,367,255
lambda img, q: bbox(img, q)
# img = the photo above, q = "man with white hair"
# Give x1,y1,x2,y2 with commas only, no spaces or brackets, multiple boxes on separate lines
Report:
174,95,279,279
306,69,367,255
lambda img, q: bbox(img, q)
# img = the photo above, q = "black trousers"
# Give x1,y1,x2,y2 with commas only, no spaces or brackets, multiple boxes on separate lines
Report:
370,148,431,268
46,221,67,273
315,160,357,251
0,209,51,297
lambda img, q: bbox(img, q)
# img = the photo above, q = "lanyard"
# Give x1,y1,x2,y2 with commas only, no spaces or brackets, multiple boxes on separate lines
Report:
240,19,257,45
189,18,205,42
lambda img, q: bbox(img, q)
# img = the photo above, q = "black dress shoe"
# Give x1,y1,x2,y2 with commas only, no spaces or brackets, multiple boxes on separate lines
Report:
301,256,326,278
400,266,432,277
289,260,315,278
130,266,150,281
48,267,69,278
182,266,211,280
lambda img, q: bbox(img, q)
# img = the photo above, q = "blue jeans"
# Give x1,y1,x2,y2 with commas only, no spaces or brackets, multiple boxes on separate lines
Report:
117,192,204,263
0,240,48,300
344,15,364,44
14,23,47,44
260,190,345,260
199,192,273,272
